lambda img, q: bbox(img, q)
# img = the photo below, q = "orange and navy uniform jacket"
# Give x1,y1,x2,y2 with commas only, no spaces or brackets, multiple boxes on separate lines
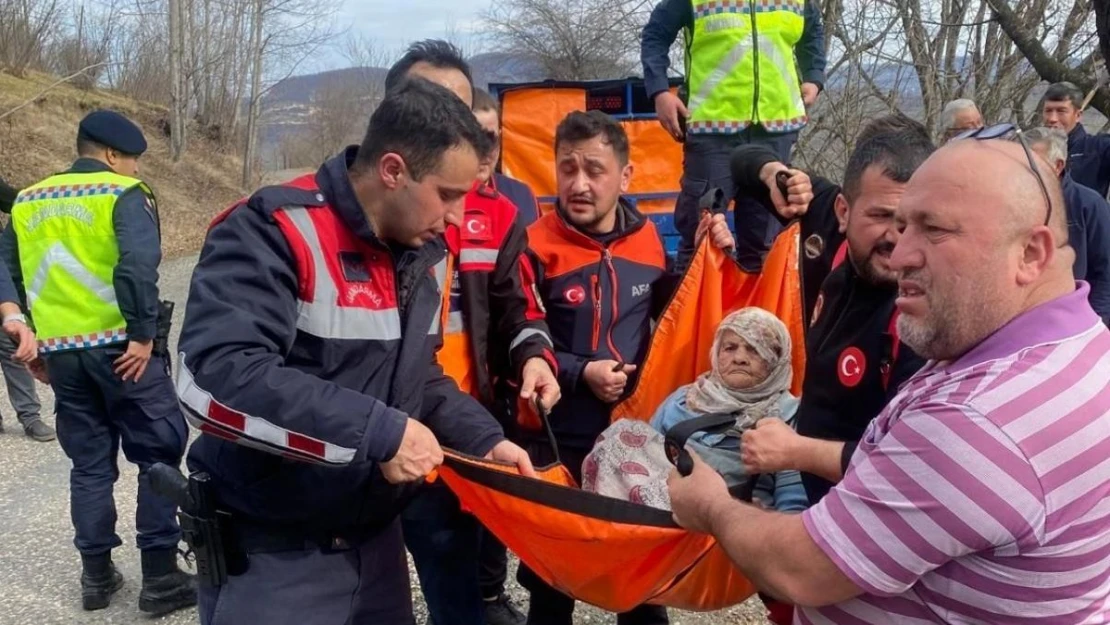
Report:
440,180,556,415
526,200,677,449
176,147,505,533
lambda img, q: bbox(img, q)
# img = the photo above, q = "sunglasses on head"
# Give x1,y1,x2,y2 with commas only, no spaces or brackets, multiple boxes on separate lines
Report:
951,123,1053,226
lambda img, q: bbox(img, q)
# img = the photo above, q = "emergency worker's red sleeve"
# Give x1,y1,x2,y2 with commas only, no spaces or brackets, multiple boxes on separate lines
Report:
493,215,558,379
174,205,408,466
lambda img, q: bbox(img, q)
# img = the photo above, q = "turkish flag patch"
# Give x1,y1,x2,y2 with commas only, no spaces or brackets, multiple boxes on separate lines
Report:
837,347,866,388
462,213,492,242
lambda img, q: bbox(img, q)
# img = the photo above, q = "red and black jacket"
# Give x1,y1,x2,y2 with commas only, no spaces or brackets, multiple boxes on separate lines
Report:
443,181,556,416
177,147,505,534
526,201,674,449
730,143,926,504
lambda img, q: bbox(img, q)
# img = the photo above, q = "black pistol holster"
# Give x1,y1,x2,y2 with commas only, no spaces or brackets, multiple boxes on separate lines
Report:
154,300,174,372
149,463,244,587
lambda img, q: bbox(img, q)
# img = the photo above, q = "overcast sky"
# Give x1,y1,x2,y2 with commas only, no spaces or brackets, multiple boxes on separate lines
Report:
334,0,491,67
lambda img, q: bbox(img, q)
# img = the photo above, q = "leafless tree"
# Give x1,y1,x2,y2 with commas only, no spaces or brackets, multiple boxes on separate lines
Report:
168,0,187,160
0,0,62,76
790,0,1096,176
48,1,117,89
483,0,655,80
239,0,342,187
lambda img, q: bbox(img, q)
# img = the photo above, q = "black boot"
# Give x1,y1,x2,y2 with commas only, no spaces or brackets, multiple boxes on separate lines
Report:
139,548,197,615
81,553,124,611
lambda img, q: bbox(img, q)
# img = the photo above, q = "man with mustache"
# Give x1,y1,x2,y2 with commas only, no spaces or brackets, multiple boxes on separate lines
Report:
666,137,1110,625
520,110,734,625
731,114,934,506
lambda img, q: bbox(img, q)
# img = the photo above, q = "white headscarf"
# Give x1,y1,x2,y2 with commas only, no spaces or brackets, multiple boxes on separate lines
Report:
684,307,793,429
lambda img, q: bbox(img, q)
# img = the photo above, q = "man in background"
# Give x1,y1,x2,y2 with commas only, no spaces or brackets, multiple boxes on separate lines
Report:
939,98,983,143
1042,81,1110,197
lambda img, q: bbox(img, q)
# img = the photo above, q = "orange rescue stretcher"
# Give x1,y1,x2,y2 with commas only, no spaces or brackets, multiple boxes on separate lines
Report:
432,223,806,613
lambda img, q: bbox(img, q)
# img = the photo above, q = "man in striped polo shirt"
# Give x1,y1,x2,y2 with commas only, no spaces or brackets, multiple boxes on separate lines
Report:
667,138,1110,623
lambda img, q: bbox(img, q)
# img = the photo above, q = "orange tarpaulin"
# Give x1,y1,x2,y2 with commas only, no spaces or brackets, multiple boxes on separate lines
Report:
500,88,585,201
436,224,805,613
497,83,684,216
614,221,806,421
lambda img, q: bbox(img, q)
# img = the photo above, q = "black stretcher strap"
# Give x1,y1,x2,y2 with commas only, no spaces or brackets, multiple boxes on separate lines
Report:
663,413,761,503
442,453,679,528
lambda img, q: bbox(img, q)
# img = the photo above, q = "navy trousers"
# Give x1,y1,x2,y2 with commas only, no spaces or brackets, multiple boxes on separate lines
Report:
198,519,414,625
674,129,798,272
402,480,485,625
45,346,186,555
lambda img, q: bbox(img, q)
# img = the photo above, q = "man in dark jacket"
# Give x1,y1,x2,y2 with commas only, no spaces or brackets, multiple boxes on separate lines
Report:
521,110,733,625
474,88,541,226
176,78,533,625
640,0,826,271
382,41,557,625
0,175,52,441
1025,126,1110,323
1042,81,1110,198
735,115,933,505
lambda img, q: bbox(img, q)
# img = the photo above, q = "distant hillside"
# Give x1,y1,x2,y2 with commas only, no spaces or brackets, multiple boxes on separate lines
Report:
0,71,245,257
257,52,547,166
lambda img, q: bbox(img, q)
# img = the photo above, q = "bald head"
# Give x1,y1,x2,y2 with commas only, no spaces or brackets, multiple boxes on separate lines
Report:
924,139,1067,240
890,138,1076,362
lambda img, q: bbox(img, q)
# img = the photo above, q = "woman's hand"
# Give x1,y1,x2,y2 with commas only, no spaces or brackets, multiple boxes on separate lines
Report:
742,418,802,474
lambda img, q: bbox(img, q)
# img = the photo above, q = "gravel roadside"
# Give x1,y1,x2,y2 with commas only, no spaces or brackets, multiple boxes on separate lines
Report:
0,253,769,625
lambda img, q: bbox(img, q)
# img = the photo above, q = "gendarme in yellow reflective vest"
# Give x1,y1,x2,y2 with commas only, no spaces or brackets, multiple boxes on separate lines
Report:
11,170,142,352
684,0,808,134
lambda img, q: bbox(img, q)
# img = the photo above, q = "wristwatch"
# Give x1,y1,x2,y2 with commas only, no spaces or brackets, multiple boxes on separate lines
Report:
2,313,26,325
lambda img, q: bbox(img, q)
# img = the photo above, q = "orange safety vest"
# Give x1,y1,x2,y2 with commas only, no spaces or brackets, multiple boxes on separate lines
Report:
437,252,478,396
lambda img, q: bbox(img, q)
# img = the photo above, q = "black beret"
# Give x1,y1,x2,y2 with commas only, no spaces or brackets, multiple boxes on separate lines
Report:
78,110,147,156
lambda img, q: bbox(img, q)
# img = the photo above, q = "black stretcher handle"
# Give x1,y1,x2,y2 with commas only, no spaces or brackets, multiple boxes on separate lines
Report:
533,396,561,466
775,170,791,198
663,413,760,502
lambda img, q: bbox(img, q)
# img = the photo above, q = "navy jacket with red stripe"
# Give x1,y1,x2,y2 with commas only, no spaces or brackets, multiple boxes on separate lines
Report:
177,147,504,532
445,181,555,417
526,201,675,449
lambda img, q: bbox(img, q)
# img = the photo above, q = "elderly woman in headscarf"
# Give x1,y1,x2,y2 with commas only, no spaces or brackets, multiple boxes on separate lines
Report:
581,308,807,513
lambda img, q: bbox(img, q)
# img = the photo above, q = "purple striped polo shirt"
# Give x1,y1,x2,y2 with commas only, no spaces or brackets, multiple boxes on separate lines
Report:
798,282,1110,624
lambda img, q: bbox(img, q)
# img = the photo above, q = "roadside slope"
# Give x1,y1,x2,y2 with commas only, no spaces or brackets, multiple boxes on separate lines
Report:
0,71,244,257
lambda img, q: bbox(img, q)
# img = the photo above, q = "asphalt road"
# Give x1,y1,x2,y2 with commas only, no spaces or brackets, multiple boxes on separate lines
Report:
0,254,767,625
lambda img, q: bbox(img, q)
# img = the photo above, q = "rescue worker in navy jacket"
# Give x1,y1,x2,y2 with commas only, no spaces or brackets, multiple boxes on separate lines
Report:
1042,81,1110,198
379,40,557,625
1025,126,1110,323
176,78,535,625
473,88,542,227
0,110,196,614
732,114,933,505
521,110,734,625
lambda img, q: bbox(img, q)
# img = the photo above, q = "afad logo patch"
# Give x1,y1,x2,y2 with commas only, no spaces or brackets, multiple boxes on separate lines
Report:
837,347,866,388
563,284,586,306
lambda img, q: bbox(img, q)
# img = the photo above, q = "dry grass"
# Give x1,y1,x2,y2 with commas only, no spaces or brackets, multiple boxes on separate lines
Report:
0,71,245,258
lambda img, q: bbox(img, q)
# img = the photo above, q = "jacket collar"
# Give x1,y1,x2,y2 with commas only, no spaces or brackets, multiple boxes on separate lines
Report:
553,197,646,243
314,146,446,258
67,158,113,175
316,146,378,244
1068,124,1088,151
